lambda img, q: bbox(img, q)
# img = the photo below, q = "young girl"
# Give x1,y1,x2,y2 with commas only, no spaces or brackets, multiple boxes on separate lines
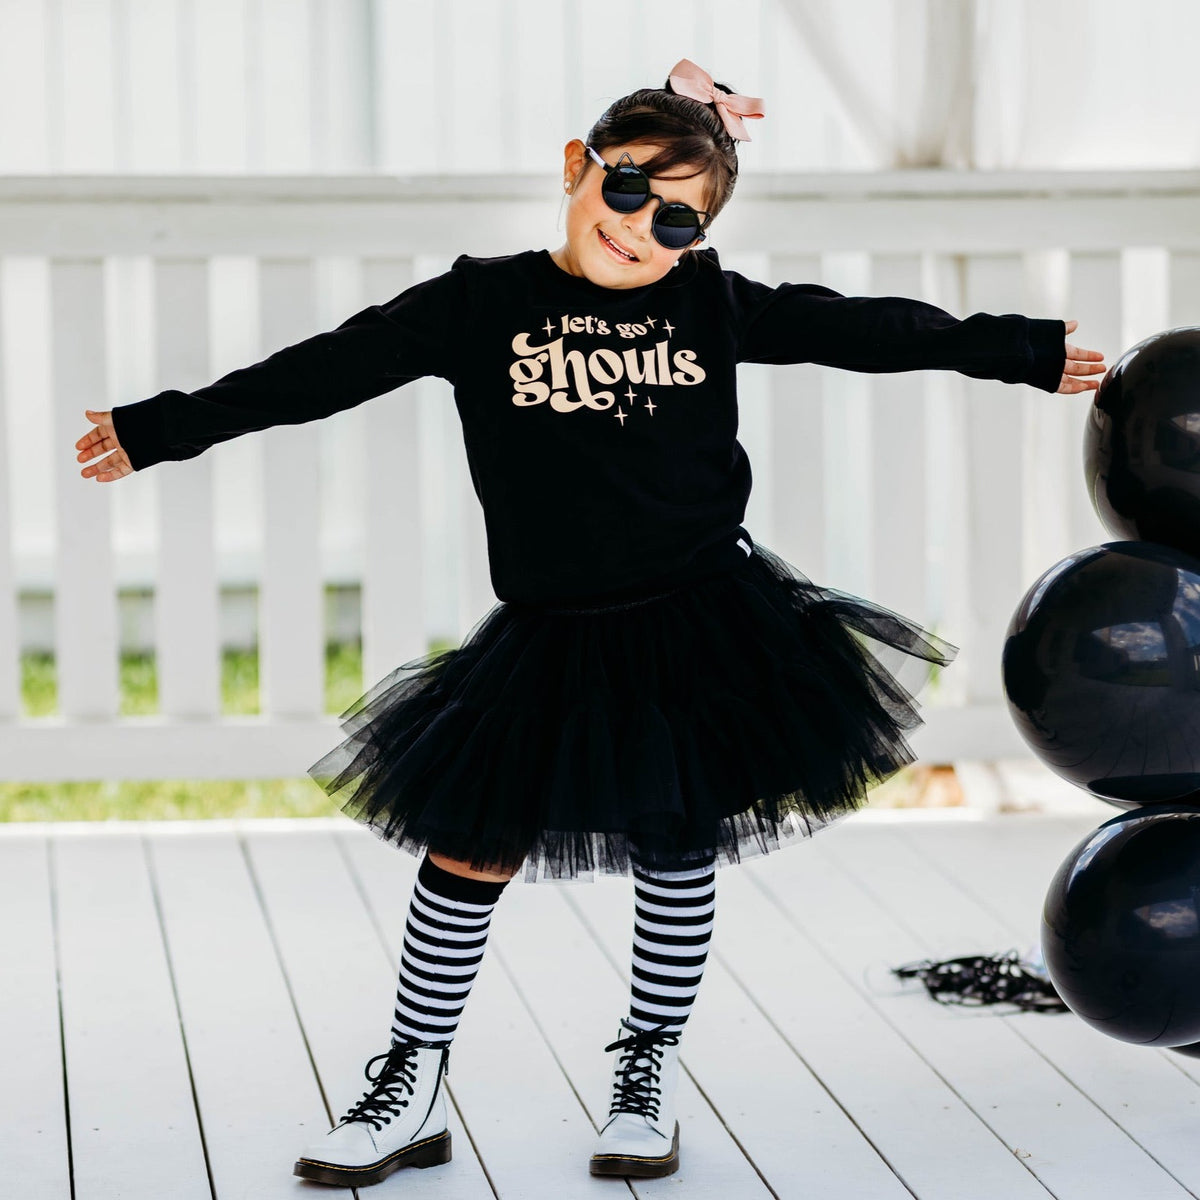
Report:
76,58,1105,1187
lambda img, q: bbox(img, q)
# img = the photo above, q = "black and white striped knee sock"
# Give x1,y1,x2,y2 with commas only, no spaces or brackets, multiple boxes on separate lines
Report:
626,853,717,1035
390,854,510,1046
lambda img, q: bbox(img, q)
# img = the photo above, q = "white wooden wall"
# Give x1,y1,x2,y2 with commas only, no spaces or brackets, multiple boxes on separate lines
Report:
1,167,1199,779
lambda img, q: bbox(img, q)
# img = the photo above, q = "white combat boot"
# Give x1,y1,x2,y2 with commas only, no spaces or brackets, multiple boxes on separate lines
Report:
293,1040,452,1187
588,1018,682,1178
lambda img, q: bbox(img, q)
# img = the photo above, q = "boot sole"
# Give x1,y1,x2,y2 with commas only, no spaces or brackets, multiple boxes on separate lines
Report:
293,1128,451,1186
589,1121,680,1178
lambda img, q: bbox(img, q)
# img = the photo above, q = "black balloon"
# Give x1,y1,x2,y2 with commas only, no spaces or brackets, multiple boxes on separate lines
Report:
1003,540,1200,807
1167,1041,1200,1059
1041,806,1200,1046
1084,325,1200,560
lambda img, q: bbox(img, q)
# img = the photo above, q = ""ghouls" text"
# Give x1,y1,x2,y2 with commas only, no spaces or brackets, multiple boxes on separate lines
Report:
508,330,706,411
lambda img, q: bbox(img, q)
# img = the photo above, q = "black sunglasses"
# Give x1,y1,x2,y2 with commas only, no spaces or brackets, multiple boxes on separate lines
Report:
585,145,711,250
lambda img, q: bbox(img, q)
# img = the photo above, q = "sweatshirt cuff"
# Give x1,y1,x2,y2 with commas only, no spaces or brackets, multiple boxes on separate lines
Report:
1025,318,1067,393
110,392,173,472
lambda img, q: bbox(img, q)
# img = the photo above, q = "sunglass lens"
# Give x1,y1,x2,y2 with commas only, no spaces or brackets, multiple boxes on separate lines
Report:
653,205,701,249
602,167,649,213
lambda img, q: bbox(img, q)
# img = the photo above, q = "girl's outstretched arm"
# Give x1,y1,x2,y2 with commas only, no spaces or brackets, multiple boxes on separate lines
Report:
92,264,466,476
724,269,1102,395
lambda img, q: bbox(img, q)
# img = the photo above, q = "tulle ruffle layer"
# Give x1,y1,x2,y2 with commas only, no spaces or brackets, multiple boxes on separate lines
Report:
307,543,958,882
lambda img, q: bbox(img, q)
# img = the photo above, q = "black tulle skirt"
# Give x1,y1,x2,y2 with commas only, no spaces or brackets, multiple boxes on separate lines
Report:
307,543,959,882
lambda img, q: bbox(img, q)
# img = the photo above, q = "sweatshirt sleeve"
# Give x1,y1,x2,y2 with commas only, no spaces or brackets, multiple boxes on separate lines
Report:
110,260,468,471
723,269,1066,394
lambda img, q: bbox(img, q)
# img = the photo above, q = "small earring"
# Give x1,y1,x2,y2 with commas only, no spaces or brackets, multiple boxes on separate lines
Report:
563,181,571,192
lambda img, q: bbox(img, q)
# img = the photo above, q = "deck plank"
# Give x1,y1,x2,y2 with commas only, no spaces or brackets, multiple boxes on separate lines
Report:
0,839,71,1198
750,823,1196,1200
51,834,211,1200
240,828,494,1198
146,831,332,1199
558,870,911,1197
337,831,625,1199
713,849,1052,1200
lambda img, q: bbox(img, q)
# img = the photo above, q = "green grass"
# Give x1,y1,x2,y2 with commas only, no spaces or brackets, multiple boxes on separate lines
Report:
1,639,456,823
19,640,383,720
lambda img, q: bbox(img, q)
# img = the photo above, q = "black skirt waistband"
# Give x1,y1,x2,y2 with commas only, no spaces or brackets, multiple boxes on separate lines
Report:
540,585,692,616
510,532,759,616
527,547,756,615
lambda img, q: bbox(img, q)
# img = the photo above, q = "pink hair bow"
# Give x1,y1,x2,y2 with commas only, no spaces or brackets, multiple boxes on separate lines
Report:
668,58,765,142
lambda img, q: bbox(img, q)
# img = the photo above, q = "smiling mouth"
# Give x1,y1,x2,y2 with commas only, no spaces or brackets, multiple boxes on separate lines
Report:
598,229,639,262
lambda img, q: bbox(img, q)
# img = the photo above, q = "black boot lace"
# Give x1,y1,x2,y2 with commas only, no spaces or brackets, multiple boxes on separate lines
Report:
604,1018,680,1121
337,1040,448,1132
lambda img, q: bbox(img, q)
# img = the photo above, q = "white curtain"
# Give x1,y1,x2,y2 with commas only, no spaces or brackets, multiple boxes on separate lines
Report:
2,0,1198,174
777,0,1200,170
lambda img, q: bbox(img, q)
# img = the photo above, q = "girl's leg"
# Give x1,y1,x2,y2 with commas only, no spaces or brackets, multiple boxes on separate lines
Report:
390,852,514,1046
589,847,717,1179
427,850,515,883
625,848,717,1033
295,849,517,1183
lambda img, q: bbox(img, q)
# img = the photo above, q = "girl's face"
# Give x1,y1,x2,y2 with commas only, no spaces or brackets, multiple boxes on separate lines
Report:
551,138,712,290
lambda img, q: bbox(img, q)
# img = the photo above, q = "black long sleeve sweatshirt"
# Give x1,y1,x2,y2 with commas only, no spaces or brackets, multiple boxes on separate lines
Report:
110,246,1067,606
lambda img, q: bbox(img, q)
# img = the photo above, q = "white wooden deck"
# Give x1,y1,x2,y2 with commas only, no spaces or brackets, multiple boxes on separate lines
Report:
6,810,1200,1200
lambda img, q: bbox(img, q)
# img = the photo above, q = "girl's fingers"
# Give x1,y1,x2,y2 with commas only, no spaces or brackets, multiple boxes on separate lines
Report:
81,450,131,481
76,409,123,458
1057,358,1105,393
76,428,109,455
76,432,117,459
77,404,130,479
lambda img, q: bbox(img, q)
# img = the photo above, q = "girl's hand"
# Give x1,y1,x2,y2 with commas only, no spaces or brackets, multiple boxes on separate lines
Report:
76,409,134,481
1058,320,1107,394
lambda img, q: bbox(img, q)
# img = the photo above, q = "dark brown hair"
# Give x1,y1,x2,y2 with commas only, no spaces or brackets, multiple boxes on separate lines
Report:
580,71,742,230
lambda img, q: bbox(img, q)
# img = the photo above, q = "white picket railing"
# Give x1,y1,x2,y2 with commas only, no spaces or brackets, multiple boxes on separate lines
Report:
1,168,1198,781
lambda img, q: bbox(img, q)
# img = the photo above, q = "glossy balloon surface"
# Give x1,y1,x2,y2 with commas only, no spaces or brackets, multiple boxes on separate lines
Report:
1084,326,1200,559
1003,540,1200,805
1041,806,1200,1046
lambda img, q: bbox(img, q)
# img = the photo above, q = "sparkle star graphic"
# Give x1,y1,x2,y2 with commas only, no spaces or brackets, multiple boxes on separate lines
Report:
644,395,657,416
542,318,556,338
623,385,637,403
644,316,656,328
663,319,675,336
614,408,628,427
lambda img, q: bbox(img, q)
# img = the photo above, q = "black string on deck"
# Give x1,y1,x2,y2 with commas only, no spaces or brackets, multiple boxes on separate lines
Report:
891,949,1069,1013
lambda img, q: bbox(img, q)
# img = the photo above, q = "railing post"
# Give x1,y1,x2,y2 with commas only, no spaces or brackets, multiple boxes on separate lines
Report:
258,257,324,721
51,257,119,722
0,262,20,720
154,258,221,720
